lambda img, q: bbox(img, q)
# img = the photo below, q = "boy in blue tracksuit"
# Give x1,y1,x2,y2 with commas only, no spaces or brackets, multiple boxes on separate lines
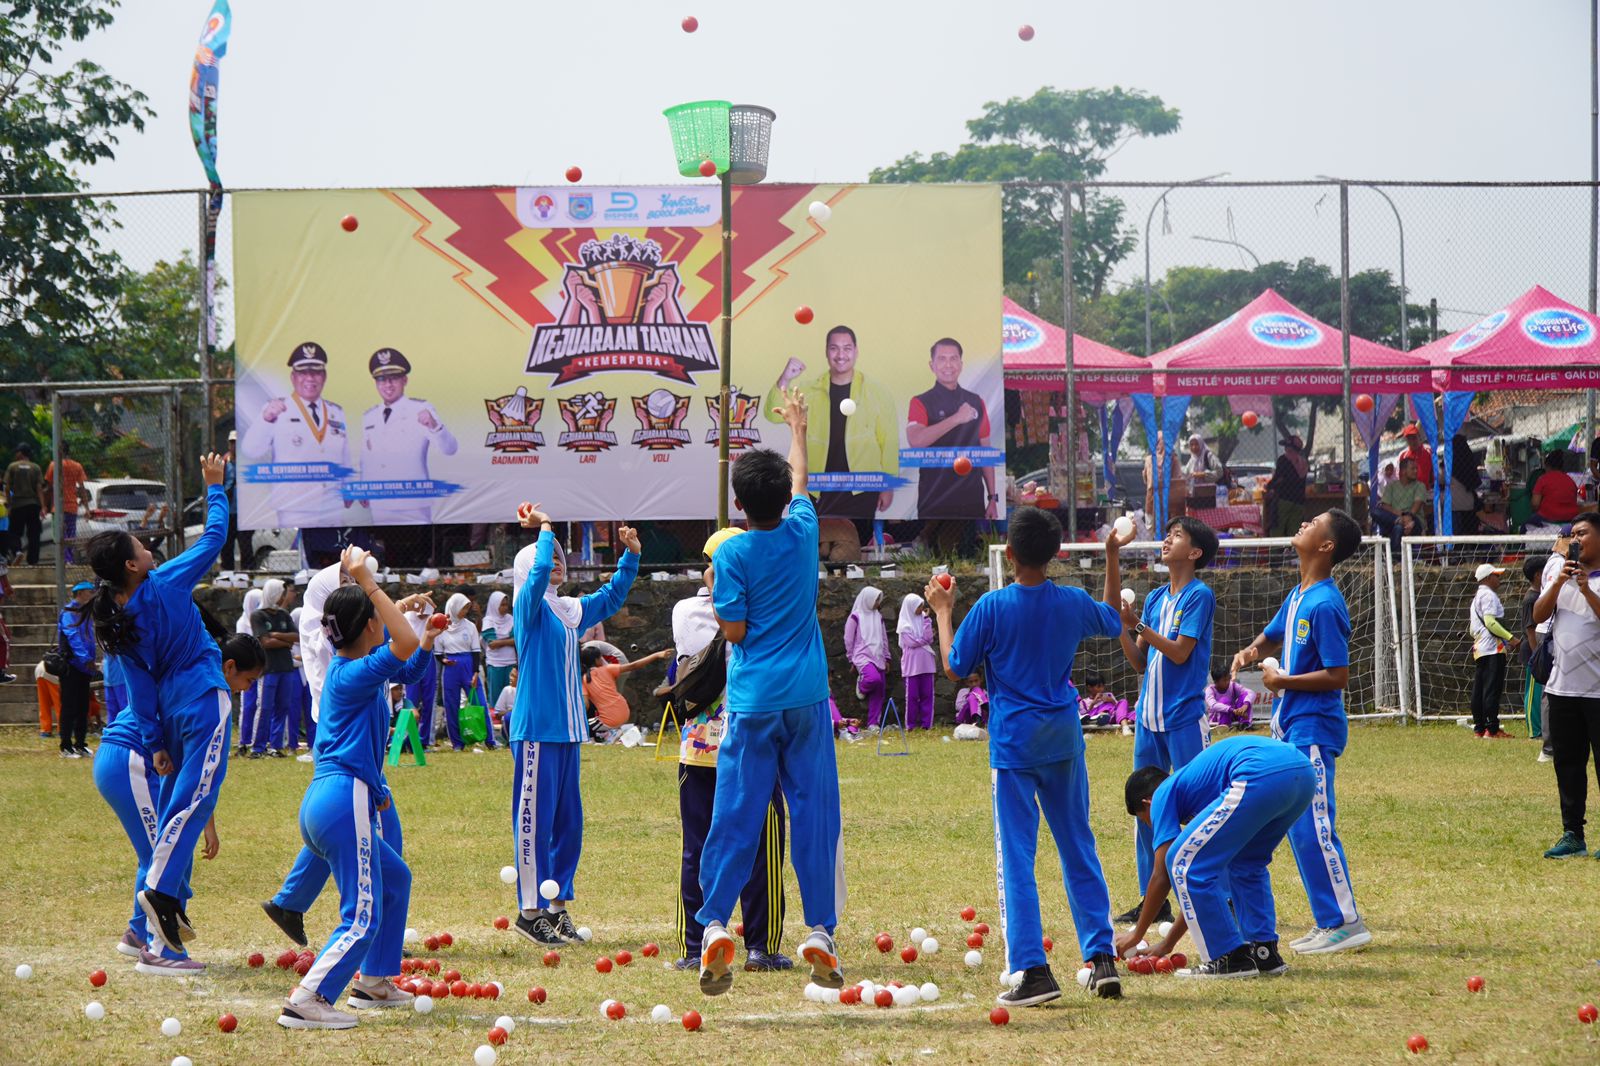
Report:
1232,508,1372,956
278,548,431,1029
507,508,639,947
696,387,842,999
927,505,1136,1007
1117,736,1316,979
1114,516,1219,925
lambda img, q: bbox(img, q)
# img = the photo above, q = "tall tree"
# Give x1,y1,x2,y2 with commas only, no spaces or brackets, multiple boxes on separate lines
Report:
870,87,1180,297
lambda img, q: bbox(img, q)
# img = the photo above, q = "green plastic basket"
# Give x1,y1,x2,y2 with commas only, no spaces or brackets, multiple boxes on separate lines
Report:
664,100,731,177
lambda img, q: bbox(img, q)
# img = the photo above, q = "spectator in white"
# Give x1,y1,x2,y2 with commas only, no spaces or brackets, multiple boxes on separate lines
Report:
1467,564,1516,739
1185,435,1223,480
1532,513,1600,859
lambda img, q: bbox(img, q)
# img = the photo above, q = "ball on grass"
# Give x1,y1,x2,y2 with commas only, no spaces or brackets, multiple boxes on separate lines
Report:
85,1001,105,1021
527,986,547,1003
161,1017,181,1037
1406,1033,1429,1053
475,1045,498,1066
1076,966,1091,988
960,906,977,921
682,1009,703,1031
1581,1003,1599,1024
493,916,510,930
893,985,919,1007
172,1058,193,1066
218,1012,237,1033
414,995,434,1014
1466,975,1484,993
964,949,982,967
919,981,939,1002
990,1006,1010,1025
910,927,928,944
89,969,106,988
920,936,939,955
14,964,32,980
576,927,593,942
487,1026,508,1046
652,1004,672,1022
500,866,517,885
404,928,419,943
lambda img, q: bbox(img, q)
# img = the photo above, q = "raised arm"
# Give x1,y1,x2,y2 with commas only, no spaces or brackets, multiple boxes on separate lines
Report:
774,385,808,497
512,506,556,638
344,546,417,661
618,648,674,674
579,524,640,631
156,454,229,590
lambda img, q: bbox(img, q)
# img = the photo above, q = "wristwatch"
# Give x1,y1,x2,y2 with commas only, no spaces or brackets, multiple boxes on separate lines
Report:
1132,621,1147,637
987,493,1000,501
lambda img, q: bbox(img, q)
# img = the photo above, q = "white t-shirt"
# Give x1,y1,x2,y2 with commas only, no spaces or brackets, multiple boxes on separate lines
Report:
494,684,516,718
671,588,720,662
1469,585,1507,658
1541,554,1600,698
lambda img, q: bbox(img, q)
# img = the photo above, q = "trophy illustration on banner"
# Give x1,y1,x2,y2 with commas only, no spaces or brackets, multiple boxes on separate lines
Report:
704,387,763,451
566,235,679,324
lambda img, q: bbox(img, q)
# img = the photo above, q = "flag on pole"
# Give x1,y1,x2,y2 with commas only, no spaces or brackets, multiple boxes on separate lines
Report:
188,0,230,189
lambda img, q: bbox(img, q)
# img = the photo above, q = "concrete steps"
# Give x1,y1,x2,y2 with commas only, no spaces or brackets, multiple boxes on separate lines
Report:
2,565,93,725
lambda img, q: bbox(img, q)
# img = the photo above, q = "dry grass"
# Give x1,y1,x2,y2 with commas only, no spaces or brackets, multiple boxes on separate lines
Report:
0,721,1596,1064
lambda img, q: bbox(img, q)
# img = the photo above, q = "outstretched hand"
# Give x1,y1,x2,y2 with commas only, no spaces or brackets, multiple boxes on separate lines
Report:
617,524,642,554
773,385,808,431
200,452,227,486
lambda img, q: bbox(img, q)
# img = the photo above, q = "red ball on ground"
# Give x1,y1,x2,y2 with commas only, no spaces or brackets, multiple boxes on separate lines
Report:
990,1006,1010,1025
425,936,440,951
874,989,893,1008
1407,1033,1429,1053
1169,952,1188,969
1042,937,1053,952
299,949,315,962
875,933,895,953
276,950,297,969
699,159,717,178
681,15,698,32
439,933,454,947
1129,956,1154,975
606,1000,626,1020
682,1009,703,1031
1017,24,1035,41
488,1026,508,1046
340,214,358,233
443,969,461,983
1466,975,1484,993
1154,956,1174,974
1355,393,1375,413
1241,410,1259,429
450,980,469,998
966,933,984,949
900,945,918,964
425,959,441,974
1581,1003,1599,1024
565,166,583,184
960,906,977,922
641,942,659,958
218,1012,237,1033
974,923,990,936
528,986,547,1004
616,950,633,967
595,957,613,974
734,922,745,937
794,305,814,325
953,456,972,476
247,952,265,968
89,969,106,987
839,986,859,1004
465,982,481,998
493,916,510,930
294,957,312,976
542,951,560,967
486,983,500,999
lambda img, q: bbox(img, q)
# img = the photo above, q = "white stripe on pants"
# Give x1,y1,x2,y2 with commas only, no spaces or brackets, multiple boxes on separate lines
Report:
1169,781,1248,963
990,768,1011,973
127,749,159,847
146,691,230,891
515,741,543,911
302,780,374,993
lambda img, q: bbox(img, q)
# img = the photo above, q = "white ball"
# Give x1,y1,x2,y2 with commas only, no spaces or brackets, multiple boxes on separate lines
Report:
910,927,928,944
161,1017,181,1037
539,878,560,901
920,936,939,955
893,985,919,1007
808,200,832,222
1136,939,1149,953
803,982,821,1002
1121,587,1136,605
404,927,419,943
918,981,940,1002
85,1001,105,1021
13,964,31,980
1076,966,1091,988
942,736,952,743
600,999,616,1018
499,866,517,885
651,1004,672,1023
839,397,857,416
172,1058,193,1066
414,994,434,1014
494,1014,515,1033
475,1045,498,1066
1157,921,1174,938
1113,515,1135,538
576,926,593,942
820,987,841,1004
1261,657,1279,672
964,949,982,967
364,556,379,576
858,980,876,997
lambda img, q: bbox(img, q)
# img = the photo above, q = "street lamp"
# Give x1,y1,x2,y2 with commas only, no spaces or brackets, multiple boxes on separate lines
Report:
1319,175,1406,350
1190,234,1260,268
1144,173,1228,356
664,101,776,526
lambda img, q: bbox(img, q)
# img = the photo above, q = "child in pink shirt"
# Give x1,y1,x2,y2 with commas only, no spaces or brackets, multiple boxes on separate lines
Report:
844,587,891,729
1204,665,1255,730
896,593,936,730
1077,669,1131,727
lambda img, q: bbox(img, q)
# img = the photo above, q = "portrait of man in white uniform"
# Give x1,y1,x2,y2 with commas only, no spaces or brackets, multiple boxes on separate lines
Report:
357,347,458,525
239,341,352,528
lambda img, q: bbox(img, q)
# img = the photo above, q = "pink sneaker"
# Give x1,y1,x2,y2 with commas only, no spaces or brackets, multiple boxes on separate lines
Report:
116,929,145,959
134,948,206,977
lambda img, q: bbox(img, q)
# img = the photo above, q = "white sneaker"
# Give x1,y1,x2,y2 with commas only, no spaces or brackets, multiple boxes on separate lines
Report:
1295,919,1372,955
799,929,844,989
1538,750,1553,763
699,924,736,996
279,992,358,1030
1288,927,1328,951
347,977,414,1010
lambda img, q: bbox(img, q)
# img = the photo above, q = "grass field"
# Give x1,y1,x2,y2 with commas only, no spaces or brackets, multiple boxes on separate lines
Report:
2,720,1597,1064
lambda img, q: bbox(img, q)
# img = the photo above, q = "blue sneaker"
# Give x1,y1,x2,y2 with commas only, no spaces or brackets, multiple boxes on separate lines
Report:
743,949,794,972
1545,831,1588,859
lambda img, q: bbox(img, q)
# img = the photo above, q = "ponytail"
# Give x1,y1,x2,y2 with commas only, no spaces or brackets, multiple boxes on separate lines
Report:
85,531,140,656
221,633,267,674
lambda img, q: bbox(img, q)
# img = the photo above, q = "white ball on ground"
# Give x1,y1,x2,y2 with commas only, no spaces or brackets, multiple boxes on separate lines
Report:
161,1017,181,1037
964,949,982,967
576,926,593,942
404,927,419,943
172,1058,193,1066
499,866,517,885
920,936,939,955
821,987,841,1004
919,981,940,1002
1158,921,1174,938
894,985,919,1007
85,1001,105,1021
494,1014,515,1033
13,964,31,980
414,994,434,1014
1113,515,1135,538
910,927,928,944
1076,966,1091,988
600,999,616,1018
1000,970,1022,988
803,982,822,1002
839,398,857,416
539,878,560,900
474,1046,498,1066
1136,939,1149,953
651,1004,672,1022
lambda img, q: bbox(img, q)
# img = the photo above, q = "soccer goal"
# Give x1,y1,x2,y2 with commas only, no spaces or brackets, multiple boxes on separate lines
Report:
1399,534,1558,722
987,537,1406,722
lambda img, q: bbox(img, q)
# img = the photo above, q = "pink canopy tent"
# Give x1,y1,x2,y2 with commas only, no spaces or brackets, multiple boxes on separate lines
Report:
1149,288,1429,396
1413,284,1600,390
1001,297,1151,401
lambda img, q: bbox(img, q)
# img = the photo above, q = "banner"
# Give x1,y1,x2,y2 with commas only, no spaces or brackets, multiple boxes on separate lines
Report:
188,0,229,350
232,184,1002,529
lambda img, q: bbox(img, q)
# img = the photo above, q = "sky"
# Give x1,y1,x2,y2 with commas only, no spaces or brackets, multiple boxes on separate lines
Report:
49,0,1600,330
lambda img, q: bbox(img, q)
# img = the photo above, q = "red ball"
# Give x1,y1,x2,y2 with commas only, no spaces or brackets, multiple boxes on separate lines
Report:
218,1012,237,1033
681,15,698,32
1042,937,1053,952
595,957,613,974
839,986,859,1005
299,949,315,962
874,989,894,1008
542,951,560,967
1129,956,1154,975
616,950,633,967
494,916,510,930
960,906,977,922
1169,952,1188,969
340,214,358,233
900,945,918,964
89,969,106,987
1355,393,1375,413
990,1006,1010,1026
734,922,745,937
974,923,990,936
486,983,500,1000
1241,410,1259,429
565,166,583,184
641,942,660,958
953,456,972,476
465,982,481,998
488,1026,508,1046
439,933,454,947
699,159,717,178
450,980,469,998
794,305,814,325
443,969,461,983
294,956,312,976
1466,975,1484,993
276,950,297,969
1581,1003,1599,1024
1406,1033,1429,1053
966,933,984,949
875,933,895,953
528,986,547,1004
425,959,441,974
682,1009,703,1031
1017,24,1035,41
425,936,440,951
247,952,265,968
606,1000,626,1020
1154,956,1174,974
936,573,953,590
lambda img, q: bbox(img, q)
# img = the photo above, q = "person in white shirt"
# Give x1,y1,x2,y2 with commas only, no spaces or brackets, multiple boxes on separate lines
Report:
435,592,490,751
1533,515,1600,859
240,342,352,528
356,348,458,525
493,666,517,745
234,587,264,755
482,590,516,709
1467,564,1517,739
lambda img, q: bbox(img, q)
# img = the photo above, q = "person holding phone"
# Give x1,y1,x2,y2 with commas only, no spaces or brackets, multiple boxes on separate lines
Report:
1532,516,1600,859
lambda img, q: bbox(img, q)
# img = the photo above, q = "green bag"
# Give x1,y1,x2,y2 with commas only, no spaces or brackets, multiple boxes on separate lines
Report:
458,682,489,745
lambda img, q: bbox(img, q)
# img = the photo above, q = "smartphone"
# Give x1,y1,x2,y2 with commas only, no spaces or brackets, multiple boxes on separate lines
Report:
1569,541,1583,565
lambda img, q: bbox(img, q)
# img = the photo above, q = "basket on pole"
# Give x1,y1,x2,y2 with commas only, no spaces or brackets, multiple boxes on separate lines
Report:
663,100,731,177
727,104,777,185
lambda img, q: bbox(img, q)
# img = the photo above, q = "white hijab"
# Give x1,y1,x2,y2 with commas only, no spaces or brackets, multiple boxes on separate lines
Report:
484,590,514,638
237,587,263,633
896,593,926,636
514,538,584,629
850,586,888,662
261,578,285,610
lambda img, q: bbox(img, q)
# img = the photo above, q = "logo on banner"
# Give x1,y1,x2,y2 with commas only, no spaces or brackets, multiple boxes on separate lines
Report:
603,191,639,222
530,194,555,221
484,386,545,452
1249,312,1322,349
568,194,593,222
704,387,763,451
1522,308,1593,349
1448,310,1509,352
556,392,619,453
1002,314,1043,353
525,235,720,384
631,389,692,450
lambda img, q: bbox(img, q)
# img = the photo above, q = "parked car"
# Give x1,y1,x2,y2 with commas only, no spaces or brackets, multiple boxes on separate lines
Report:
180,495,300,571
40,478,172,545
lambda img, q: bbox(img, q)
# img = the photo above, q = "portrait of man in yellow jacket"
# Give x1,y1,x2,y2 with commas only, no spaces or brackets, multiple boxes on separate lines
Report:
764,324,899,518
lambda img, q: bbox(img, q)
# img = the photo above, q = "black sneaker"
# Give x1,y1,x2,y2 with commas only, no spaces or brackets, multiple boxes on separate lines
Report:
262,900,308,947
0,671,16,684
997,964,1061,1007
248,750,264,759
743,949,794,972
267,748,287,759
1177,944,1259,980
235,744,249,756
138,888,187,953
1251,940,1288,976
514,912,564,947
551,909,581,944
1087,952,1122,999
1114,898,1175,926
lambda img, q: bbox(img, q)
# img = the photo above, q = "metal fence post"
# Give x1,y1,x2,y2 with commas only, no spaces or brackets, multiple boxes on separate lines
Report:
164,388,181,556
51,390,64,606
1061,183,1078,540
1338,182,1354,516
196,190,214,452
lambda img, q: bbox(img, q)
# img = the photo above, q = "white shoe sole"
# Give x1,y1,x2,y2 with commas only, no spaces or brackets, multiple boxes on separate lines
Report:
135,961,204,977
800,941,844,989
700,932,735,996
115,941,144,959
346,995,412,1010
1297,929,1372,955
278,1011,357,1030
1176,968,1259,980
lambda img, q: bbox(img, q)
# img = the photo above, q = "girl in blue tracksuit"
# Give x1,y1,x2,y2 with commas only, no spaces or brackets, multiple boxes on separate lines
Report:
93,637,265,974
84,453,232,954
508,508,638,947
435,592,485,750
56,584,98,756
278,548,428,1030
